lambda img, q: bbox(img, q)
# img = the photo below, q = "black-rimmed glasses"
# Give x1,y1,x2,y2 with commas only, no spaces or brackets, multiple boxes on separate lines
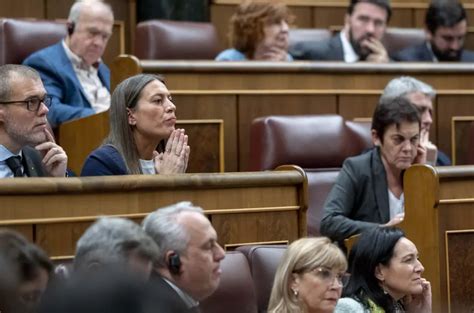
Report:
0,95,52,112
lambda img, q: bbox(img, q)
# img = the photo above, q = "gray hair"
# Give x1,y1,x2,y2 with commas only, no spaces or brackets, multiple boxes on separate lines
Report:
106,74,165,174
380,76,436,104
0,64,41,101
68,0,114,25
142,202,204,267
74,217,158,272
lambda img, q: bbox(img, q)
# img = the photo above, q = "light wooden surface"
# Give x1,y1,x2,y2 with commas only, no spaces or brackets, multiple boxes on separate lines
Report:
0,167,308,258
404,164,474,313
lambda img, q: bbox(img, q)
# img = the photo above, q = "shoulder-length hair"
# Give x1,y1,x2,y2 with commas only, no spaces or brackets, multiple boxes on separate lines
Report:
105,74,165,174
343,227,405,313
230,0,294,59
268,237,347,313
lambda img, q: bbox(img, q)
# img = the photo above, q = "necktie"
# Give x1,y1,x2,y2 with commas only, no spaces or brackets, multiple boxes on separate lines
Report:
5,156,23,177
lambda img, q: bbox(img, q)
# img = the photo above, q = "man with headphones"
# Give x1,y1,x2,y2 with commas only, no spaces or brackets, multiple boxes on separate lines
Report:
142,202,226,312
24,0,114,127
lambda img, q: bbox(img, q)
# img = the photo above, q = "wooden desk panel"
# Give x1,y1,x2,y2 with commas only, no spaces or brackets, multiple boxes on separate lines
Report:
0,168,307,258
404,165,474,313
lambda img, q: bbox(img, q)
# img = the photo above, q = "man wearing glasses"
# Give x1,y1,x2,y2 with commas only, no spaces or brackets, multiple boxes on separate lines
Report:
0,64,68,178
24,0,114,127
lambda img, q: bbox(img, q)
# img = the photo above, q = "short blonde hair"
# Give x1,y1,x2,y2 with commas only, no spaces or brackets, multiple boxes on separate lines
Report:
268,237,347,313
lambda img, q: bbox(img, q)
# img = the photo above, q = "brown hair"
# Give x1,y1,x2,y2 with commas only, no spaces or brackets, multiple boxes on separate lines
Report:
230,0,294,58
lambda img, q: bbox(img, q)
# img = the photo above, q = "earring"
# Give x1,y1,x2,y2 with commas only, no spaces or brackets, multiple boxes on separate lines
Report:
291,289,299,297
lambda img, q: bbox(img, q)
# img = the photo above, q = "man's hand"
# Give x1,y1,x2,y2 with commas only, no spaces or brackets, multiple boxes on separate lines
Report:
418,129,438,165
363,37,389,63
154,129,190,174
35,129,68,177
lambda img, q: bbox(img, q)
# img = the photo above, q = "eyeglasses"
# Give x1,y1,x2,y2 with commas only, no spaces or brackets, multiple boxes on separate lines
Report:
309,267,350,287
0,95,52,112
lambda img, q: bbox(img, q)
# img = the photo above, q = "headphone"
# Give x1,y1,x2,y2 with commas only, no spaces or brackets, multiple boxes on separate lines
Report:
67,22,75,36
168,252,181,275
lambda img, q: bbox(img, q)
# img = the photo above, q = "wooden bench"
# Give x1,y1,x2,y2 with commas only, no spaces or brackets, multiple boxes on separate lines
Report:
404,164,474,313
0,165,307,259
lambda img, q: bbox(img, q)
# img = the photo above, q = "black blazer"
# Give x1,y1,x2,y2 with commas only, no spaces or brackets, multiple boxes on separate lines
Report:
22,146,47,177
393,42,474,62
320,148,390,242
148,273,200,313
290,34,344,61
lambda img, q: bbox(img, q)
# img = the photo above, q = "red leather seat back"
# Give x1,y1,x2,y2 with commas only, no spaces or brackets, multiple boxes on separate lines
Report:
0,18,67,65
134,20,221,60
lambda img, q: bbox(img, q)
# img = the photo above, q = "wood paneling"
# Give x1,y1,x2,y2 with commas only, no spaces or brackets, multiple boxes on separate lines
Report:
111,57,474,169
446,231,474,313
404,165,474,313
0,1,44,18
0,168,307,257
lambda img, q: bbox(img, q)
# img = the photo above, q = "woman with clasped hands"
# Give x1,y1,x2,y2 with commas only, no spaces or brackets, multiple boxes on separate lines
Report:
335,227,432,313
268,237,348,313
81,74,190,176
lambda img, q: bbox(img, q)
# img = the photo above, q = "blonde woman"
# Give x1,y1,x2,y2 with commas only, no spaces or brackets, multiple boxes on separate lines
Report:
268,237,348,313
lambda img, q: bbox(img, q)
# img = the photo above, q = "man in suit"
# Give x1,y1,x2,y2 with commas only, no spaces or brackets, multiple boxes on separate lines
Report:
143,202,226,312
24,0,114,127
290,0,391,62
74,217,159,280
394,1,474,62
0,64,68,178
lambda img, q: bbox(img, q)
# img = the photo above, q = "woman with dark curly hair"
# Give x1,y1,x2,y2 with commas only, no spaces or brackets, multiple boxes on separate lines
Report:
215,0,294,61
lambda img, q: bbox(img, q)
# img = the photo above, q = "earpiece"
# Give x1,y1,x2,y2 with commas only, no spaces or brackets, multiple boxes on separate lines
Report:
168,252,181,275
67,22,75,36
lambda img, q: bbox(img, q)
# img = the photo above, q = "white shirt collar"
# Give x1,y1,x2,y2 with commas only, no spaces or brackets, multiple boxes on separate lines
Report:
426,42,439,62
62,40,101,71
340,31,360,63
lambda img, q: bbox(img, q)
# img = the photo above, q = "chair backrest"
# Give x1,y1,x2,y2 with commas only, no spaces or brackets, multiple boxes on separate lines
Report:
236,245,287,313
200,251,258,313
249,115,372,235
134,20,221,60
288,28,332,50
382,27,426,55
0,18,67,65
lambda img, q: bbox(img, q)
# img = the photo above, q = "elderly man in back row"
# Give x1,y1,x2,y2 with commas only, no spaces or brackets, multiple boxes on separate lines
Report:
380,76,451,166
0,64,68,178
143,202,225,313
24,0,114,127
291,0,391,62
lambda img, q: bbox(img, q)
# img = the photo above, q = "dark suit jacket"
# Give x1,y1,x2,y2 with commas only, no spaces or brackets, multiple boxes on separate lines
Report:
148,274,200,313
320,148,390,242
393,42,474,62
22,146,47,177
290,34,344,61
23,41,110,127
81,145,128,176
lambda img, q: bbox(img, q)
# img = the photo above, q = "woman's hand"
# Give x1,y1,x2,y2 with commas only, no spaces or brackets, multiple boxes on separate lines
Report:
404,278,432,313
154,129,190,174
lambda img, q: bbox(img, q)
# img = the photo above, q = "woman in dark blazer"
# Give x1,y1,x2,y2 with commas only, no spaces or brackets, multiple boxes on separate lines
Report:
320,97,426,243
81,74,190,176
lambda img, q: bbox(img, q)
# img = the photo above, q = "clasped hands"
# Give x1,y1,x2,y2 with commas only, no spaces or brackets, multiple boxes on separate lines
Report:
153,128,190,174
